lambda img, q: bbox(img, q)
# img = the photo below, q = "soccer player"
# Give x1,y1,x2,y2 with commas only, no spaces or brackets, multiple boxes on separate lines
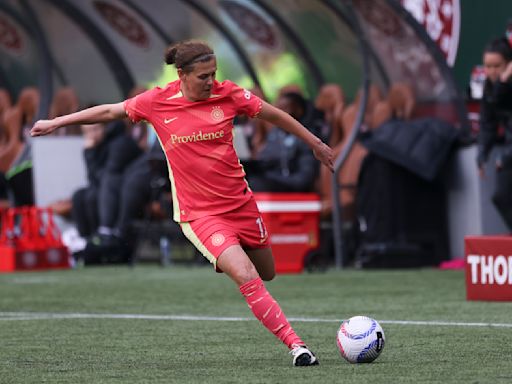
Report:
31,40,333,366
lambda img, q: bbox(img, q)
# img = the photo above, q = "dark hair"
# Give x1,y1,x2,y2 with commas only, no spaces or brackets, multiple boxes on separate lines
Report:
164,40,215,72
280,91,307,113
484,37,512,62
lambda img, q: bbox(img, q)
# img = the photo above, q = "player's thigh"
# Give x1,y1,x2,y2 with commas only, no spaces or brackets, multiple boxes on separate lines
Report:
245,247,275,281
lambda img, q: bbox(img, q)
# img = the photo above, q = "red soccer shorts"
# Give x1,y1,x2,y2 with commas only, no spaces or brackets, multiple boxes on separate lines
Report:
180,197,270,270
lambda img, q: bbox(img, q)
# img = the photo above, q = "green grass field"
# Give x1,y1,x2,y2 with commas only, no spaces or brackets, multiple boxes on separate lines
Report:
1,265,511,383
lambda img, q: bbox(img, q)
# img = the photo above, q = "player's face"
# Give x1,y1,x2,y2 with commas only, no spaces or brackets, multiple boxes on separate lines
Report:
483,52,508,83
180,58,217,101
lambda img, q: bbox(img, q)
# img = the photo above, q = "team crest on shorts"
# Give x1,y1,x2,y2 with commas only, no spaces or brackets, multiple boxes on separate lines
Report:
211,233,225,247
211,106,224,122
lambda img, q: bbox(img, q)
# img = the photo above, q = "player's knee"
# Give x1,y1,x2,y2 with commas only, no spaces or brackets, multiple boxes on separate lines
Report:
232,262,260,286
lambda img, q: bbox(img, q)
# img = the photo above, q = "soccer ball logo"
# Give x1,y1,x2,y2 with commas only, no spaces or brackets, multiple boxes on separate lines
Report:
211,233,225,247
336,315,385,363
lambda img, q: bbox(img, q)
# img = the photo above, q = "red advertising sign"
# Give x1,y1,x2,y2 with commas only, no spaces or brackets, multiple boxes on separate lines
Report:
465,236,512,301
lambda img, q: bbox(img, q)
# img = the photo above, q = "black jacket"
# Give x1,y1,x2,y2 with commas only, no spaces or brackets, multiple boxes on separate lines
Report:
251,127,318,192
360,117,459,181
477,79,512,167
84,122,142,187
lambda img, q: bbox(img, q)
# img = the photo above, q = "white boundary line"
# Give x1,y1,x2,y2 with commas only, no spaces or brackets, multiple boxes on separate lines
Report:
0,312,511,328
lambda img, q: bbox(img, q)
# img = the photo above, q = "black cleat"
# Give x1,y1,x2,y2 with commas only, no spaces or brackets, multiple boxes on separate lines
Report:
290,345,319,366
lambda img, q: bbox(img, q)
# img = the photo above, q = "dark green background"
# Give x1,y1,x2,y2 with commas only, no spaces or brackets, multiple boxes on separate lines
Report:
453,1,512,91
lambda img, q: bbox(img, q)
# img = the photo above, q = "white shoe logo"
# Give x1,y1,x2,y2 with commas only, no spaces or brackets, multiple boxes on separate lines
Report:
164,117,178,124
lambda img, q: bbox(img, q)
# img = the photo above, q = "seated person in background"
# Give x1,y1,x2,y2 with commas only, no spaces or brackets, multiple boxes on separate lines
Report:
0,87,39,207
246,92,319,192
73,120,143,262
277,84,326,142
49,87,81,136
97,130,161,260
125,86,149,149
18,87,40,141
72,122,107,238
239,87,272,157
314,83,345,146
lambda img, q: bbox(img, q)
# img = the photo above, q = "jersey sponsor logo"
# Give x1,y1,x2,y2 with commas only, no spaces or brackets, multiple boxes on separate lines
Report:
211,106,225,122
168,130,225,146
164,117,178,124
211,233,225,247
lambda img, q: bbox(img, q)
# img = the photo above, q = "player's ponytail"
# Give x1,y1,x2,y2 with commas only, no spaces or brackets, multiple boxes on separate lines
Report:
164,40,215,72
164,44,179,65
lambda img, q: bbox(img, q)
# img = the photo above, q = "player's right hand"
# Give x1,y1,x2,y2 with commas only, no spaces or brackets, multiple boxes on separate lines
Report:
31,119,57,137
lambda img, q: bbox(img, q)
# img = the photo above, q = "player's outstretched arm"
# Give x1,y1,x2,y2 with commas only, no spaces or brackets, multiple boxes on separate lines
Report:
31,102,127,137
258,101,334,172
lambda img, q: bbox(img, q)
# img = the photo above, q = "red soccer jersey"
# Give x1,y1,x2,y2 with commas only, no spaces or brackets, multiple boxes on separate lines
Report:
124,79,262,222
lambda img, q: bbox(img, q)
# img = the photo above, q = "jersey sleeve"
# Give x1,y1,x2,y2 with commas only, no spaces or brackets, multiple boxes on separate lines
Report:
229,82,263,118
123,88,156,123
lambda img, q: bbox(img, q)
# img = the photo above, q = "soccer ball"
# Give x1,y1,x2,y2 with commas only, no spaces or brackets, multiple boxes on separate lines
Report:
336,315,385,363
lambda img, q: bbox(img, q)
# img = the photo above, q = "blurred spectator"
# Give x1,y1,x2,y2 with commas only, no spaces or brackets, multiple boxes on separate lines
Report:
125,86,149,149
243,86,272,157
72,120,143,263
49,87,81,136
72,122,105,238
246,92,319,192
0,89,13,167
318,84,385,220
0,87,39,207
248,85,324,156
277,83,304,98
62,86,156,264
354,84,384,128
0,173,8,208
477,37,512,231
387,82,416,121
18,87,40,140
0,88,11,118
315,83,345,146
276,84,326,141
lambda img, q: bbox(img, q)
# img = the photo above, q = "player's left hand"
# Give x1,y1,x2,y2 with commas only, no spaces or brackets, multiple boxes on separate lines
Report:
31,119,58,137
313,141,334,172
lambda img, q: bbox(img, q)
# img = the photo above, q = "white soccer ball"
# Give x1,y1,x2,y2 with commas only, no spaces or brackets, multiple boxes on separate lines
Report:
336,315,385,363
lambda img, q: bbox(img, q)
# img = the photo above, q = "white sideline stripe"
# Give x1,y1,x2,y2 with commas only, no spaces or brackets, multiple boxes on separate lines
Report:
0,312,511,328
